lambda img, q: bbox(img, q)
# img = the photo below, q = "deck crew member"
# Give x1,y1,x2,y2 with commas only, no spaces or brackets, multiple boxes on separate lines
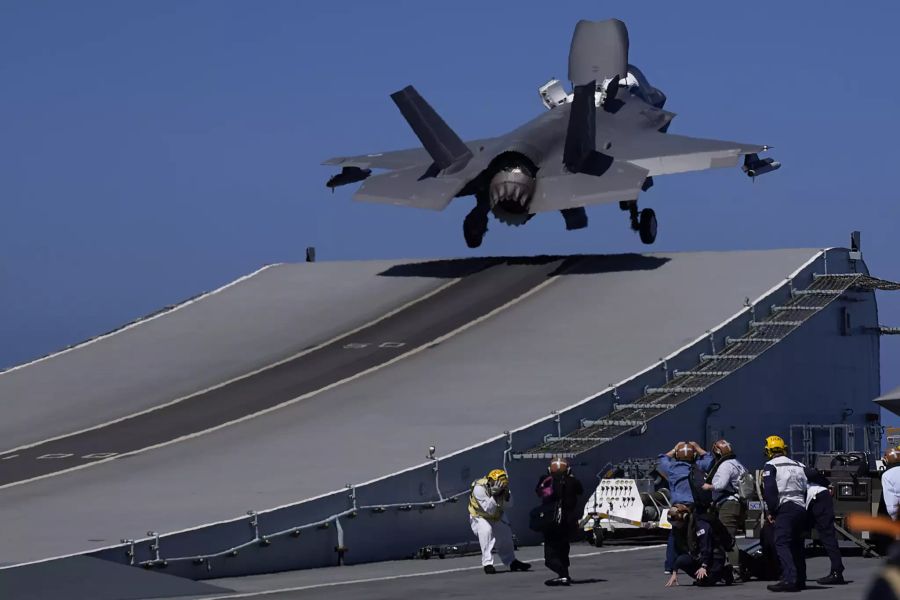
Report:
469,469,531,574
883,447,900,520
665,503,734,587
535,457,584,586
701,439,748,572
762,435,808,593
805,465,846,585
659,441,714,573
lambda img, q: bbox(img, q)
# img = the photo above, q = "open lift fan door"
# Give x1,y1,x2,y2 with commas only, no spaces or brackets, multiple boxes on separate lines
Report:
568,19,629,86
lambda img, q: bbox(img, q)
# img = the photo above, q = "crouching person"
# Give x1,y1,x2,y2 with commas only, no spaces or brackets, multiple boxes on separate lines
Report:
469,469,531,574
665,504,735,588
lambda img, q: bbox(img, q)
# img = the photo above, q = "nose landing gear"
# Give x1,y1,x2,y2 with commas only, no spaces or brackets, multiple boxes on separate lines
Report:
620,200,657,245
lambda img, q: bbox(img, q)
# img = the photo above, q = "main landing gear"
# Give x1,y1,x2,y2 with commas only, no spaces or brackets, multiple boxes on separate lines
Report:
463,204,490,248
620,200,657,245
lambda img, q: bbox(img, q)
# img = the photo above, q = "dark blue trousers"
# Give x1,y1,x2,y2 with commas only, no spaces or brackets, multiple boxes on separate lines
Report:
774,502,807,586
673,553,725,585
665,531,675,571
809,490,844,574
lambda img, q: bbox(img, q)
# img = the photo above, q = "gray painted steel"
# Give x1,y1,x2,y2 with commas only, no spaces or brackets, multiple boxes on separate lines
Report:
145,546,878,600
77,248,875,581
0,555,228,600
0,258,556,486
0,248,849,570
0,260,453,451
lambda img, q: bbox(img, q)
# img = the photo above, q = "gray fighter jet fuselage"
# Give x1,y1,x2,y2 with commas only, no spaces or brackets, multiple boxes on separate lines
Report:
325,19,779,248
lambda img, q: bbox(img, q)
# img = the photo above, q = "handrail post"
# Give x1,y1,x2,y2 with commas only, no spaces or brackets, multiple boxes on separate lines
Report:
147,531,161,564
346,485,358,511
502,431,513,471
432,459,444,502
335,518,347,566
120,538,135,566
247,511,260,541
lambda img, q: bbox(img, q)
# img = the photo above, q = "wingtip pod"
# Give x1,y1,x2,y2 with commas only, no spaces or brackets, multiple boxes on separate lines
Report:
742,153,781,178
326,166,372,190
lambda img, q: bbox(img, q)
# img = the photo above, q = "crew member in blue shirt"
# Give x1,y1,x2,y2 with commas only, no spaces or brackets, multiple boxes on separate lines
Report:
659,441,714,573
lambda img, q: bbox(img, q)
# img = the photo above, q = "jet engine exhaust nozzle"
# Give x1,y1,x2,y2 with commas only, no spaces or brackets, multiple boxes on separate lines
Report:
488,164,536,226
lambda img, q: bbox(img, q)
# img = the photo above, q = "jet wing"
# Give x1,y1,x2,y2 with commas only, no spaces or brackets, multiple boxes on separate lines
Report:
613,131,766,177
323,147,434,171
353,163,468,211
324,138,493,171
530,160,649,213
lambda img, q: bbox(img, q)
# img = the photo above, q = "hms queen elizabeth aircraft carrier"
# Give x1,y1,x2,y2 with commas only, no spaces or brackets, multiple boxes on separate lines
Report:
0,247,897,599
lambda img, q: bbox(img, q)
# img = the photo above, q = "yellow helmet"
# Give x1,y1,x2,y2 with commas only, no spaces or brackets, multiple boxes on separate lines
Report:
764,435,787,458
487,469,508,485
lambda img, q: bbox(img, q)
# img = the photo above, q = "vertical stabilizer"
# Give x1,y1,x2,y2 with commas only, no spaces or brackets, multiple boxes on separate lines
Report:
564,81,597,173
390,86,473,172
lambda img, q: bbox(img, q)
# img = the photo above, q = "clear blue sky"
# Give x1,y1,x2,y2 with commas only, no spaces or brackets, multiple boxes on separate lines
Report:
1,2,897,413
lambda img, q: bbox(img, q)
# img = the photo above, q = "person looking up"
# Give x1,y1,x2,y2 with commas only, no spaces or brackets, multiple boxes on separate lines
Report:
535,456,583,586
659,441,714,573
701,439,748,574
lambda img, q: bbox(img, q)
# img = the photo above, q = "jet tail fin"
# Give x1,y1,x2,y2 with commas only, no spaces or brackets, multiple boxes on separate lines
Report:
390,86,473,172
564,81,613,176
564,81,596,172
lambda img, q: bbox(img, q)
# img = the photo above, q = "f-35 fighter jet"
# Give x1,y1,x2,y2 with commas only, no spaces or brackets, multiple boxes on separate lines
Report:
324,19,779,248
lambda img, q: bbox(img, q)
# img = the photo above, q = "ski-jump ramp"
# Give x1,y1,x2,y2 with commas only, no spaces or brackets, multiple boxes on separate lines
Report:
0,248,890,584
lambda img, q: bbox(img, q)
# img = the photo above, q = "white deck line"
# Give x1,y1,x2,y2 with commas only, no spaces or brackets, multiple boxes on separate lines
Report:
0,277,461,457
0,264,280,378
197,545,665,599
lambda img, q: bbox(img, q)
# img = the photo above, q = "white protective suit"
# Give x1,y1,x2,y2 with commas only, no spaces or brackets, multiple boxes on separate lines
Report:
469,482,516,567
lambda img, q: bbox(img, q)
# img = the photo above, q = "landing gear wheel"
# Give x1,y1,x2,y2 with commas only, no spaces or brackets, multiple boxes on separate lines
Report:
590,527,604,547
638,208,657,245
463,210,488,248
